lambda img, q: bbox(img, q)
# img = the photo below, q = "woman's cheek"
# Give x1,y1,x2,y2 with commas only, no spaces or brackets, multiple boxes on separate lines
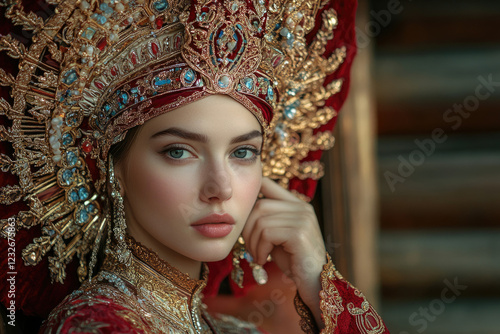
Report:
237,165,262,207
128,156,195,213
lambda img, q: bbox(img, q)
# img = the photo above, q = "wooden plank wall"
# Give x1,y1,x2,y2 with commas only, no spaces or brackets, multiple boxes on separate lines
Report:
370,0,500,332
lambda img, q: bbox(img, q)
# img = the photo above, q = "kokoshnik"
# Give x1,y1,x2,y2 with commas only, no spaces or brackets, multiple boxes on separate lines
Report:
0,0,347,286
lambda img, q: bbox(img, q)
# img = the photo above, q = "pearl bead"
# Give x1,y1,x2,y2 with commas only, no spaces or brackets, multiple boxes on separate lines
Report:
80,1,90,10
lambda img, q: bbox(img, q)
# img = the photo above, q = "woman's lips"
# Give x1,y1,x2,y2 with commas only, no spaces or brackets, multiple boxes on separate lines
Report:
191,213,235,238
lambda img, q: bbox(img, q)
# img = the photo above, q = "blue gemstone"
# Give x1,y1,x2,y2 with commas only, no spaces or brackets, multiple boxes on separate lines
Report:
91,13,107,24
267,86,274,101
104,103,111,112
62,169,73,184
78,187,89,200
275,124,288,142
62,69,78,85
197,12,207,22
97,15,107,25
244,252,253,262
62,132,73,145
82,27,96,40
99,3,110,11
242,77,254,90
76,209,89,224
120,92,128,104
154,77,171,87
87,204,96,213
285,106,297,119
153,0,169,12
70,190,79,203
66,151,78,166
131,87,138,94
184,69,195,84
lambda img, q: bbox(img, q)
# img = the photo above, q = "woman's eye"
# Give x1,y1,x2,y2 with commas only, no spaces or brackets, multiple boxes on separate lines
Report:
164,148,193,160
232,148,258,160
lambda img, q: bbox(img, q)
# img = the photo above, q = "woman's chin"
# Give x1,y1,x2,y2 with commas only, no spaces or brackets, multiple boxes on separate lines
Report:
190,244,234,263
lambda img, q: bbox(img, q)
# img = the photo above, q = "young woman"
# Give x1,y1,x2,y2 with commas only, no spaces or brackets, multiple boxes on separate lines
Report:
0,0,389,332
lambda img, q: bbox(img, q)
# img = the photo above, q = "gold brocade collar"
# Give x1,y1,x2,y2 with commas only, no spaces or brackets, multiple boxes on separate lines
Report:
98,236,211,333
125,235,208,295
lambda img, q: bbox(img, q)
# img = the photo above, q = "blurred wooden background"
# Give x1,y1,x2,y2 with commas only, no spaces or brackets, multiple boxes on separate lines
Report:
325,0,500,333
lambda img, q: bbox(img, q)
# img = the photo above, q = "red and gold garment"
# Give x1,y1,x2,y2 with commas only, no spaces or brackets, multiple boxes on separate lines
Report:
41,237,388,334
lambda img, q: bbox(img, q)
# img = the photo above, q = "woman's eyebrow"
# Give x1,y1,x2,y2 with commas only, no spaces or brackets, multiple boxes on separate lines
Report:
151,127,208,143
151,128,262,144
230,130,262,144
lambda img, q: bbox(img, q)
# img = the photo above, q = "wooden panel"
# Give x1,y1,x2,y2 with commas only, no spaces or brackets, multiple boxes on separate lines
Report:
381,298,500,334
374,49,500,135
378,133,500,229
379,231,500,297
377,102,500,136
371,0,500,48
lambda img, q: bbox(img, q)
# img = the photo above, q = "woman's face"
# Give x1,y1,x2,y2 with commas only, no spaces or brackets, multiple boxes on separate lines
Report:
115,95,263,269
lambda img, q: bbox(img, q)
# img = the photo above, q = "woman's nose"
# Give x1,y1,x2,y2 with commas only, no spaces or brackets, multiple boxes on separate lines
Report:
200,168,233,203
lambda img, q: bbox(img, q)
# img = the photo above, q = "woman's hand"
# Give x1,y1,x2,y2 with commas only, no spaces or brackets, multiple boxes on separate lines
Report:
242,177,327,328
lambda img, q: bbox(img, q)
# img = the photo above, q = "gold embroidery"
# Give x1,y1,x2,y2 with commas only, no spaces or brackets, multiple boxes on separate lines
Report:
44,236,264,333
347,291,386,334
318,254,344,333
312,253,386,334
294,292,319,334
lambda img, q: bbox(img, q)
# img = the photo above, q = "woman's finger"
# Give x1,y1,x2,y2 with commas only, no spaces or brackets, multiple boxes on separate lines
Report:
243,197,314,237
244,213,306,262
259,177,303,203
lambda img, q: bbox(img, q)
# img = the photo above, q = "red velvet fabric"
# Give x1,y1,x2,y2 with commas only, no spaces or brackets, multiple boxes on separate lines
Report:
329,278,390,333
39,296,147,334
288,0,358,199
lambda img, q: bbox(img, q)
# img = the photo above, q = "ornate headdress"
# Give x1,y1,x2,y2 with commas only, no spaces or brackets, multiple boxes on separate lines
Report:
0,0,356,316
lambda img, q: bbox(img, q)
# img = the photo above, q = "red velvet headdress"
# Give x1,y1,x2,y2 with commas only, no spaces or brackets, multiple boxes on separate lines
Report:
0,0,357,317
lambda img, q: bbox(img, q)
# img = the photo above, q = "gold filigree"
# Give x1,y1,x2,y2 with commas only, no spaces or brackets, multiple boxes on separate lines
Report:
294,292,319,334
42,235,262,333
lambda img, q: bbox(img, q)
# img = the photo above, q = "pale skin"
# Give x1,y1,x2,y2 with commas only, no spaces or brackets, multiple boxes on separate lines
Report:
115,95,327,329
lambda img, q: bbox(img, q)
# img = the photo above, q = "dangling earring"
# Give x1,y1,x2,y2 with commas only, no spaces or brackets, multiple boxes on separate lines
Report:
231,236,268,288
87,214,108,282
109,157,131,264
